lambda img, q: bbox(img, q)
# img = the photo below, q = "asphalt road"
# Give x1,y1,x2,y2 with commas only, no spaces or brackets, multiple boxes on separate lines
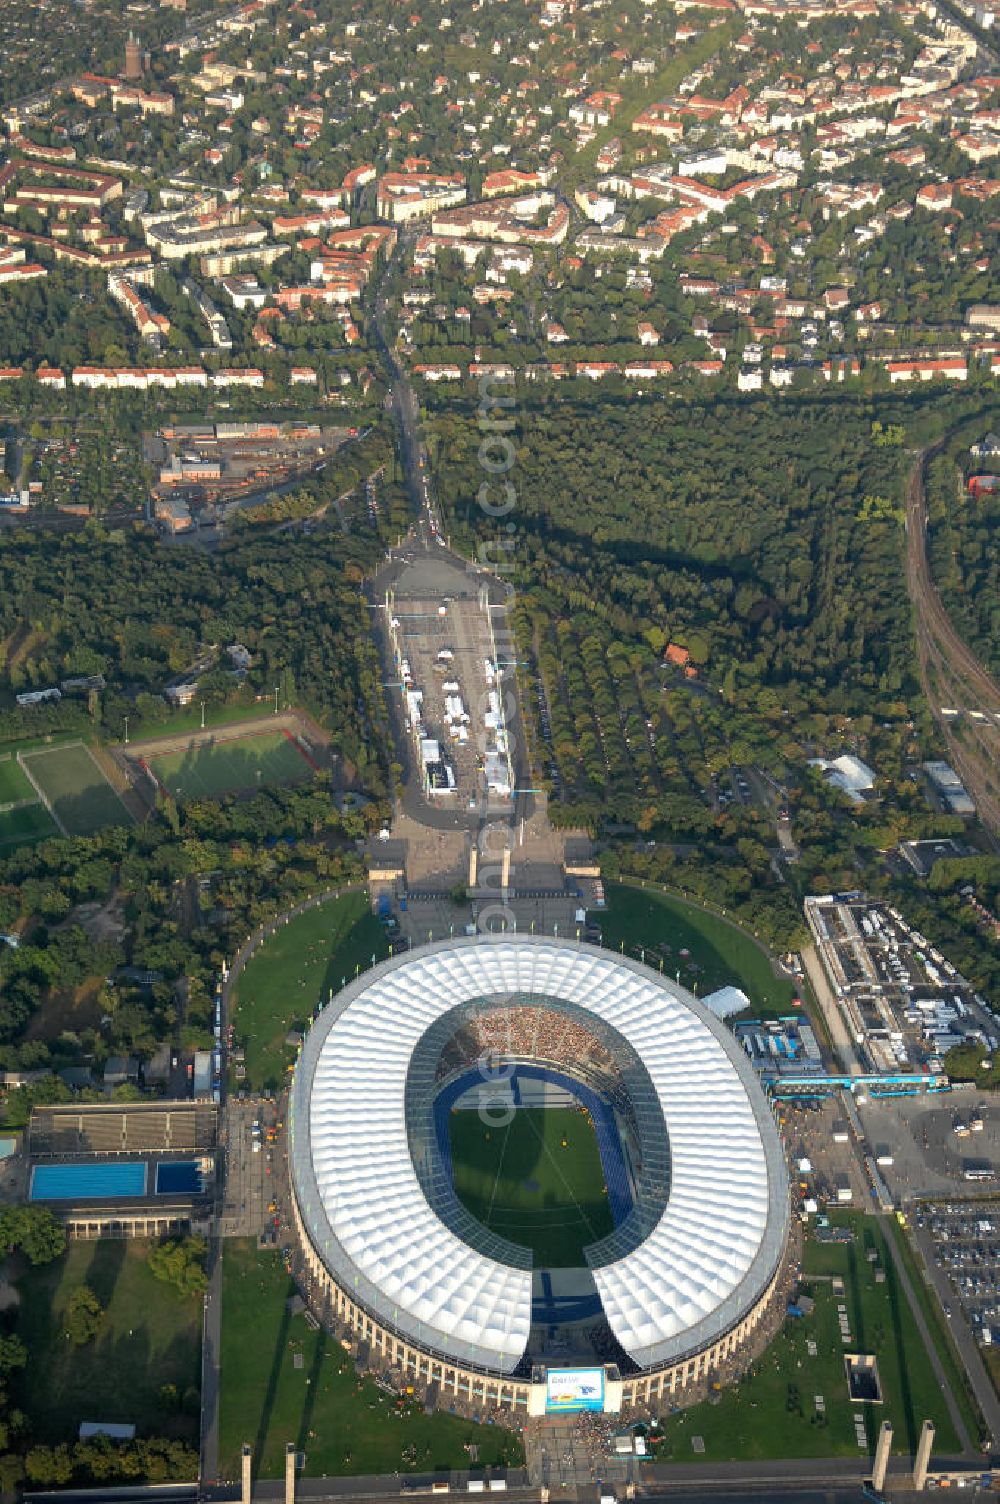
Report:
201,1234,223,1483
372,244,440,544
643,1490,867,1503
370,252,538,850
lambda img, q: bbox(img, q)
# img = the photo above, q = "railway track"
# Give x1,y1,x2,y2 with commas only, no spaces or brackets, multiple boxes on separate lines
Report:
905,442,1000,845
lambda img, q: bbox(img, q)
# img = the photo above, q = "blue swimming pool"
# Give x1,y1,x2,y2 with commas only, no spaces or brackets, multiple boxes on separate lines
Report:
155,1160,203,1195
30,1161,147,1201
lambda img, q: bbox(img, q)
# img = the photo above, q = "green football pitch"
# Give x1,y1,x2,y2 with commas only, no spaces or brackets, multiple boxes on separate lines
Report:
0,800,59,850
0,754,35,806
147,731,311,801
448,1106,613,1267
20,743,132,836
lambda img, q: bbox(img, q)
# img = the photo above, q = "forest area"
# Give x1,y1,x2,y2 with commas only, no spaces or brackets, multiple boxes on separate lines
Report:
429,392,921,808
0,521,391,769
426,387,1000,990
925,411,1000,679
0,516,396,1073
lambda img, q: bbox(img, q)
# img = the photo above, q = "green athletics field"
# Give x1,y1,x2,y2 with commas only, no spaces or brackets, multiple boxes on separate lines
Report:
596,881,798,1016
146,730,312,802
230,890,389,1091
449,1106,613,1267
218,1241,524,1480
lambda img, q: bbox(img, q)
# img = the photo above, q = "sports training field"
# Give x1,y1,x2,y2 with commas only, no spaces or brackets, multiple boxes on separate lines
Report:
146,730,312,801
20,742,131,836
0,799,59,851
0,753,35,806
0,750,60,850
449,1106,613,1267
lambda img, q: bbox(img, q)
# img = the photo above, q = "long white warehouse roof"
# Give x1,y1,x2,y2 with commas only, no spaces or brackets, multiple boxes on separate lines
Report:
290,935,787,1373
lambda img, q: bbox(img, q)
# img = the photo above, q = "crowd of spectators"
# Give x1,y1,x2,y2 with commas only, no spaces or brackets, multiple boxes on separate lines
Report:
434,1005,621,1082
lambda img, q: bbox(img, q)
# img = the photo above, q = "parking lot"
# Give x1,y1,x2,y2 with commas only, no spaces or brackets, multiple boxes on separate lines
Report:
389,587,514,808
913,1191,1000,1443
918,1198,1000,1341
776,1094,1000,1216
781,1096,872,1210
855,1098,1000,1202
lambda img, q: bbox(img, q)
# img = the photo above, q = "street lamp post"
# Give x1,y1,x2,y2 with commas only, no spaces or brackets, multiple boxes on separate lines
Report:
123,716,129,746
273,686,279,715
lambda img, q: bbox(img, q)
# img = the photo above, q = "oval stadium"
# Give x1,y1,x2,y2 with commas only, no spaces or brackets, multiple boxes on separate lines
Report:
288,935,790,1418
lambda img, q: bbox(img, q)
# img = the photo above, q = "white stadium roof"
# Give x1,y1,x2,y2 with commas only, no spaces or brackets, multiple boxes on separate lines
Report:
290,936,787,1374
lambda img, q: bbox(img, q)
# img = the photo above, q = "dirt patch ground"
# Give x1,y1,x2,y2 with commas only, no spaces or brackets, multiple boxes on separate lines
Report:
71,896,127,946
91,742,148,824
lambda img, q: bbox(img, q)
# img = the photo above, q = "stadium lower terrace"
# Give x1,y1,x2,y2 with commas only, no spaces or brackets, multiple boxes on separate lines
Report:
289,937,790,1417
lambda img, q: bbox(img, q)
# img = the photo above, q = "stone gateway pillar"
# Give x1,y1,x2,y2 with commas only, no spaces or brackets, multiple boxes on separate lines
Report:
913,1420,935,1491
872,1420,892,1493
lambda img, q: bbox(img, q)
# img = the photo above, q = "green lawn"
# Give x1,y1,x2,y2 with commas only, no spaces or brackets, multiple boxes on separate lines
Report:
0,754,35,805
449,1106,613,1267
21,742,132,835
595,882,798,1016
659,1212,960,1464
132,699,275,740
230,890,389,1091
147,731,311,802
218,1241,524,1481
0,799,59,850
885,1214,985,1445
12,1240,202,1446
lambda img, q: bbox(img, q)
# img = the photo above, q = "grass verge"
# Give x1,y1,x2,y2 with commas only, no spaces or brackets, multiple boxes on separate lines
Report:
218,1240,524,1480
660,1212,960,1463
596,880,798,1015
130,699,276,741
230,890,389,1091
